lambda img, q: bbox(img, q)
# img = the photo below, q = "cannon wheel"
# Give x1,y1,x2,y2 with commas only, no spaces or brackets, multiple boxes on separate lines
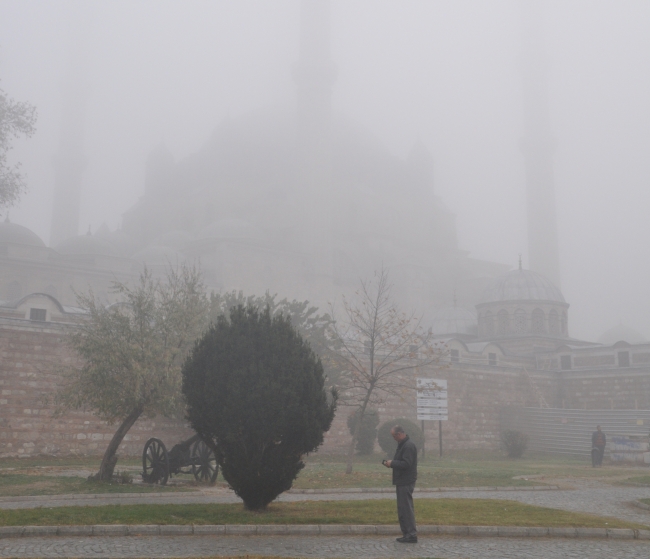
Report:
191,440,218,484
143,438,169,486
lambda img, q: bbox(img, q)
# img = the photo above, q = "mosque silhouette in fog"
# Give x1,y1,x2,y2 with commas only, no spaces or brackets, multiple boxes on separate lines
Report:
2,1,641,351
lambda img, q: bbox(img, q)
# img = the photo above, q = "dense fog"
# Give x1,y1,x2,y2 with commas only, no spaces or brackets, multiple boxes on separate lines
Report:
1,0,649,342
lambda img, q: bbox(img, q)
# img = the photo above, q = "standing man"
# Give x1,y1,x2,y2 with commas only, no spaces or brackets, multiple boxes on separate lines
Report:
592,425,606,467
383,425,418,543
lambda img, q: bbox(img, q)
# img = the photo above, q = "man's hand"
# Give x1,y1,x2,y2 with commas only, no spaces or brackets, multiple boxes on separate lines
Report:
384,460,392,468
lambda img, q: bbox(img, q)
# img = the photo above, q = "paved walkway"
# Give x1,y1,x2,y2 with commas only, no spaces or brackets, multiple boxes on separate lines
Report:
0,534,648,558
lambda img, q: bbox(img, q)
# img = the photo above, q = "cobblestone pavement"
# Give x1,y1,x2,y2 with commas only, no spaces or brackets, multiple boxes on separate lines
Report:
2,480,649,525
0,534,648,558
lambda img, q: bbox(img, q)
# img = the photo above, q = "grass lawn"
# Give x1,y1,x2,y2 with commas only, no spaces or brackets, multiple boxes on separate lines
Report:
0,474,199,497
0,450,640,497
620,476,650,486
0,498,642,529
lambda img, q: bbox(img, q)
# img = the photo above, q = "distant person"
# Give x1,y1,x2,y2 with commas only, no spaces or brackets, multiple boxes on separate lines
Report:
383,425,418,543
592,425,606,467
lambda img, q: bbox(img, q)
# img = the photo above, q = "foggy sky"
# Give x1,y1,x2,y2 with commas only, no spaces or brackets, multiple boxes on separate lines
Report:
1,0,649,343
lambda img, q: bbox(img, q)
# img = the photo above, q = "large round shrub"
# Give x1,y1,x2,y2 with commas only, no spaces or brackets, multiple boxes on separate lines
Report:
347,408,379,455
502,429,529,458
377,418,424,456
182,305,337,510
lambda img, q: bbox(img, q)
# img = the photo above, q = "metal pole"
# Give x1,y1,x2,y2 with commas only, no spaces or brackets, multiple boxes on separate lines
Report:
421,420,425,459
439,420,443,457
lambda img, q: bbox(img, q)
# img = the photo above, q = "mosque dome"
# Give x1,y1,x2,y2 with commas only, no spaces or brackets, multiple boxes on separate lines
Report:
480,267,565,304
431,305,477,337
598,324,648,346
0,219,45,247
55,233,116,257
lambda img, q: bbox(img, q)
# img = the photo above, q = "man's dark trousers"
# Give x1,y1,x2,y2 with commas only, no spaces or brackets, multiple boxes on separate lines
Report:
396,483,416,537
391,435,418,538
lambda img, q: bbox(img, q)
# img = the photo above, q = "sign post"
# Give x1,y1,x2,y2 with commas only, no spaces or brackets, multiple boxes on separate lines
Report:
417,378,448,458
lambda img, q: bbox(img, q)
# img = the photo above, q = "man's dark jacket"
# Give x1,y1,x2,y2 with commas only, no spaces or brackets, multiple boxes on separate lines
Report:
391,435,418,486
592,430,606,448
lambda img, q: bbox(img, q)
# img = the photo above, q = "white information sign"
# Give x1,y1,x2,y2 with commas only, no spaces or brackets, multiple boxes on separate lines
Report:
416,378,448,421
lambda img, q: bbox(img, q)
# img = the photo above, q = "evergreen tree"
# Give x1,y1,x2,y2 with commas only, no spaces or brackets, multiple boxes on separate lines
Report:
182,305,337,511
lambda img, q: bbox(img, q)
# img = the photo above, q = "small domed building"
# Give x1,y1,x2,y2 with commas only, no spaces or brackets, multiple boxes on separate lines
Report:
475,264,572,353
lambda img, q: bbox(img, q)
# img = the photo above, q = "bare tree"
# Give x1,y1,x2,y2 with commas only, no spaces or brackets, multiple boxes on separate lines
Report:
56,265,208,481
330,268,446,474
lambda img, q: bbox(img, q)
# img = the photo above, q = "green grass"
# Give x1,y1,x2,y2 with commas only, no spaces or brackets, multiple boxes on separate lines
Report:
620,476,650,486
0,474,197,497
0,499,642,529
0,450,640,498
294,459,537,489
640,498,650,505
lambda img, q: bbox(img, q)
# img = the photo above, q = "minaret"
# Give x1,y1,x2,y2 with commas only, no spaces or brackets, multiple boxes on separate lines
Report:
292,0,337,272
520,1,561,287
49,10,88,247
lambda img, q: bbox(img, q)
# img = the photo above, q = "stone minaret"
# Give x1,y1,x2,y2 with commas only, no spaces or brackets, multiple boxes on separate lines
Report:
49,12,88,247
520,1,561,287
292,0,336,270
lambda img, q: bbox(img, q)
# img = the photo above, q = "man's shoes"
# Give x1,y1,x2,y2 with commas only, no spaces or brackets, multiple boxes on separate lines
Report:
396,535,418,543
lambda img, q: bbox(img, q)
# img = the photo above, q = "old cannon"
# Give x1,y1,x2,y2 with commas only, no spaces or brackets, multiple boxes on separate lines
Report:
141,434,218,486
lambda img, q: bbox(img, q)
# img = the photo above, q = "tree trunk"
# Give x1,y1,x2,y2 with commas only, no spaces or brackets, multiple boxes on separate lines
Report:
92,404,144,482
345,398,371,474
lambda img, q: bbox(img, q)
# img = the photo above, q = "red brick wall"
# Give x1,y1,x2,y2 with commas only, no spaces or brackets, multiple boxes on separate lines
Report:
0,320,193,458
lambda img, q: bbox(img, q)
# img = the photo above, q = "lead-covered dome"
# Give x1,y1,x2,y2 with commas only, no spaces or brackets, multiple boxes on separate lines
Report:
0,219,45,247
480,268,565,304
476,267,570,340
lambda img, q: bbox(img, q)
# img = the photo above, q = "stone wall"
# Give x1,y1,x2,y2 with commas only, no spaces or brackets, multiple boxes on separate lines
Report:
0,319,193,458
3,315,648,459
321,362,536,454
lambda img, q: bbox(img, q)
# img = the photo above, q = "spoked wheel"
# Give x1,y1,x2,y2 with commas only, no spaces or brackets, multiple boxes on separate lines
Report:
142,438,169,486
191,439,218,484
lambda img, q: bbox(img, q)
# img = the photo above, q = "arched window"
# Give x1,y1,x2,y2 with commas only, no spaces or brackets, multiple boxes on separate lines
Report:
497,309,509,336
514,309,526,333
548,309,559,335
561,312,568,335
532,308,545,334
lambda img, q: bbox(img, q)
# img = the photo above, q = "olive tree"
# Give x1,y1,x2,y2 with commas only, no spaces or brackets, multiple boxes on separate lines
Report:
56,266,208,481
0,85,37,208
182,305,337,510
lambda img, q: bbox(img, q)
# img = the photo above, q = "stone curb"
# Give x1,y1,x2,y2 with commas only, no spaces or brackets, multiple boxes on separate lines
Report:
633,499,650,511
0,524,644,539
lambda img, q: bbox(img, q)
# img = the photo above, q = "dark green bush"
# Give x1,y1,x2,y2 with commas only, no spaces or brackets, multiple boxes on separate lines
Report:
377,418,424,456
182,305,337,510
347,408,379,454
502,429,529,458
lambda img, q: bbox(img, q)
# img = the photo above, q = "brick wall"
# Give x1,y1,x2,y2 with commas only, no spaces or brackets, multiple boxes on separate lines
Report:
0,319,193,458
2,317,648,459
